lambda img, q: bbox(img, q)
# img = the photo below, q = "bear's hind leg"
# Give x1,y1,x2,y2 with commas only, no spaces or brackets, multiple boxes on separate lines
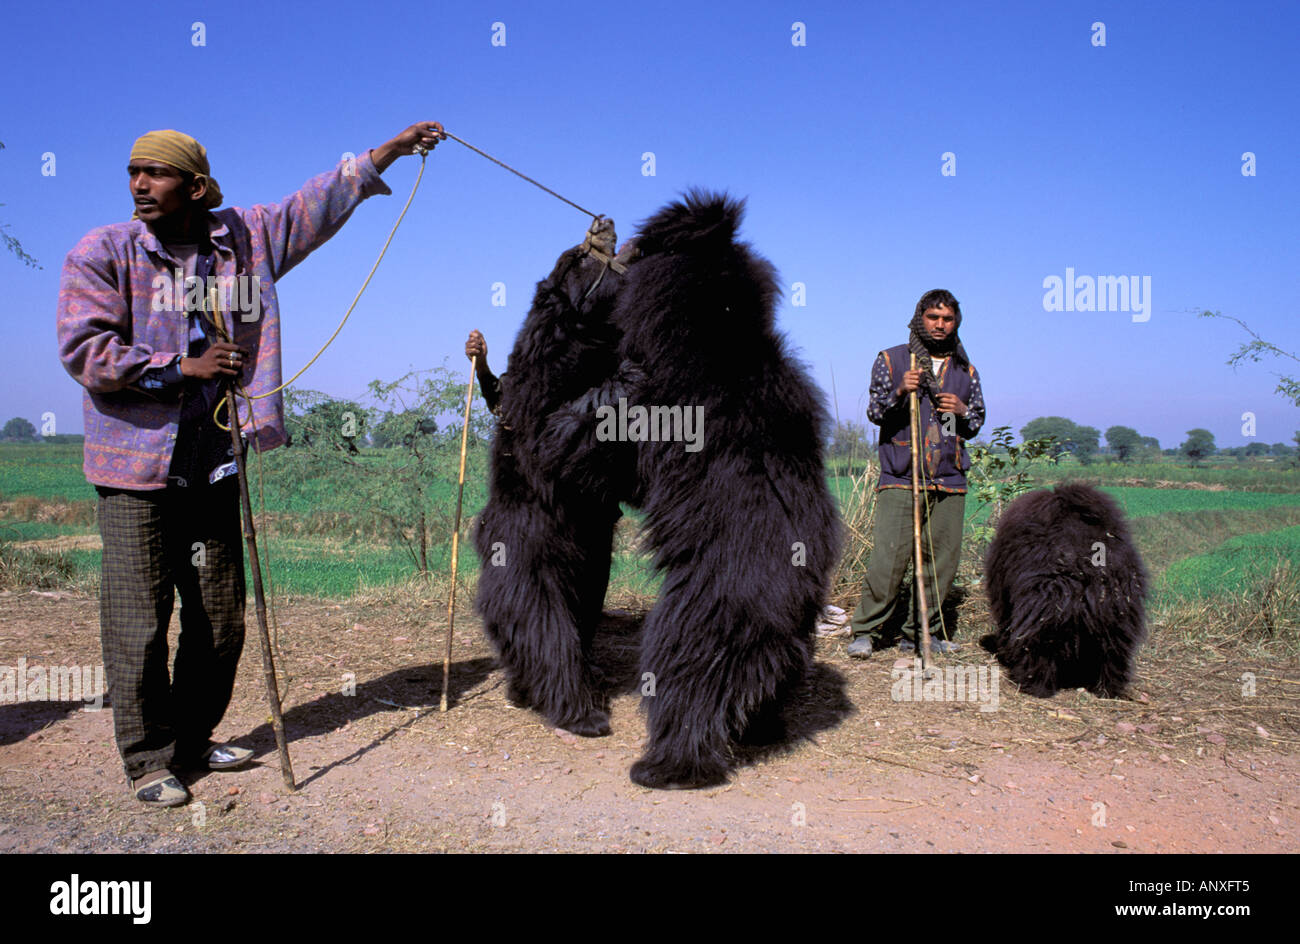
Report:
630,574,808,789
476,506,609,737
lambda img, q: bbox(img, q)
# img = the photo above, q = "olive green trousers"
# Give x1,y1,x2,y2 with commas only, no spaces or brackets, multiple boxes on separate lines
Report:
849,487,966,643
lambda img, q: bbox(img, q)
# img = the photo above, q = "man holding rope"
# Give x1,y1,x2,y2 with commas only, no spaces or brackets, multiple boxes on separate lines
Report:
847,289,986,659
57,121,444,807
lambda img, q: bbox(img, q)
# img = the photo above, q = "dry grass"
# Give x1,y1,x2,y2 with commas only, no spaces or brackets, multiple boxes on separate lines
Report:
1153,560,1300,659
830,461,880,602
339,569,474,627
0,542,78,590
0,496,95,526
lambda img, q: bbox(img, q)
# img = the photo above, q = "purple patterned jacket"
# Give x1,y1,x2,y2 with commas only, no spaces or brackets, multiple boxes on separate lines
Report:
57,151,391,490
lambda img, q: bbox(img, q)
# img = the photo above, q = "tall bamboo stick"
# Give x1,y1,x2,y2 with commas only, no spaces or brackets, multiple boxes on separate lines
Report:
213,288,295,790
441,356,476,712
909,354,932,674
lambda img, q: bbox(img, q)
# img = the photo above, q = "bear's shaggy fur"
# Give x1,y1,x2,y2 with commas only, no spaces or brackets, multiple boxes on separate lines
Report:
474,193,841,788
982,482,1148,698
473,226,628,738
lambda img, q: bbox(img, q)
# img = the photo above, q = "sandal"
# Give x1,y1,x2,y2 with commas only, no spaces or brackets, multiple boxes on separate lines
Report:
133,770,190,808
196,743,254,771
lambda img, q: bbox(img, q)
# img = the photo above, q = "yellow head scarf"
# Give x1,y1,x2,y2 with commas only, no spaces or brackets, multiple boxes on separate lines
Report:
129,130,223,218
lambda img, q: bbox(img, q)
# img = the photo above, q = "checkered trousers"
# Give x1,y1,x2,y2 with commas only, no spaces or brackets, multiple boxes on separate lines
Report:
96,479,245,780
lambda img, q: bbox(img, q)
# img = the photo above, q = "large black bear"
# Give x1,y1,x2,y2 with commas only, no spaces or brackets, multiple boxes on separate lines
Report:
473,217,629,739
982,482,1148,698
474,193,841,789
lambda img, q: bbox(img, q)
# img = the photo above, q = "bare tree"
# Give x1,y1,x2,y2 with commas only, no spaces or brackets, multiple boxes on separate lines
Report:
1,142,41,269
1201,310,1299,407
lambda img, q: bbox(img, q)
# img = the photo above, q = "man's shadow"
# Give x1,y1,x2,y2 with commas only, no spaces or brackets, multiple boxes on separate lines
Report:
236,655,497,789
0,701,98,746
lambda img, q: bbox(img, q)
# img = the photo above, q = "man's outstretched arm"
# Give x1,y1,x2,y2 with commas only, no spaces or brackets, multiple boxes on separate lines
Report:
244,121,446,281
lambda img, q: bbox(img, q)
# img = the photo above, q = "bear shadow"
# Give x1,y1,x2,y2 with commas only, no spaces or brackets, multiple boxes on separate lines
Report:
589,609,854,772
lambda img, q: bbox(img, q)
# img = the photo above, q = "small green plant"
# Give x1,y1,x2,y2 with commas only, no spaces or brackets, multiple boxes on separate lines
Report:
966,426,1060,543
268,366,494,576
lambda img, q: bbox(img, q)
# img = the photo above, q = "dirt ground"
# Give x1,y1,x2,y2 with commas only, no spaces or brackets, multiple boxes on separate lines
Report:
0,588,1295,854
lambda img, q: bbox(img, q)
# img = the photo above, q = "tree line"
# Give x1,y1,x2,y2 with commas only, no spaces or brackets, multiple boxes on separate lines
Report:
0,417,81,443
825,414,1298,467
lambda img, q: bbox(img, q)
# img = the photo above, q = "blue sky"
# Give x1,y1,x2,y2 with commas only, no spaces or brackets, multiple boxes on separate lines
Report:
2,0,1297,450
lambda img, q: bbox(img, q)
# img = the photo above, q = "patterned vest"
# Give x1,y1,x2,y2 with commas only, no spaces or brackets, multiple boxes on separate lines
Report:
877,343,975,492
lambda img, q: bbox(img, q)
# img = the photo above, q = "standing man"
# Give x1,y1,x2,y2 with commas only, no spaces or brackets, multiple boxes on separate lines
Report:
57,122,445,806
847,289,986,658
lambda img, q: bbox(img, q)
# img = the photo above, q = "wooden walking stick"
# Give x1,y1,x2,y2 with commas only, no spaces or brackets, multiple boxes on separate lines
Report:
441,355,477,712
212,289,295,791
909,353,933,675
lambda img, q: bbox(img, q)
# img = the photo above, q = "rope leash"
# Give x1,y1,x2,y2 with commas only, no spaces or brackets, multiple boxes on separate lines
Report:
206,129,601,435
211,149,432,427
437,131,600,220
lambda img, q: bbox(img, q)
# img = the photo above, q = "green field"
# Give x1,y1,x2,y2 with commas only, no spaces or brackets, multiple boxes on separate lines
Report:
1036,458,1300,493
0,520,85,542
830,454,1300,493
0,442,94,501
0,442,616,598
957,485,1300,532
3,442,1299,637
1095,487,1300,518
1157,525,1300,600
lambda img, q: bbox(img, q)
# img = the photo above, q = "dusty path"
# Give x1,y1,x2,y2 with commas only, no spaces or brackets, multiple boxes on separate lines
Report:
0,590,1295,853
